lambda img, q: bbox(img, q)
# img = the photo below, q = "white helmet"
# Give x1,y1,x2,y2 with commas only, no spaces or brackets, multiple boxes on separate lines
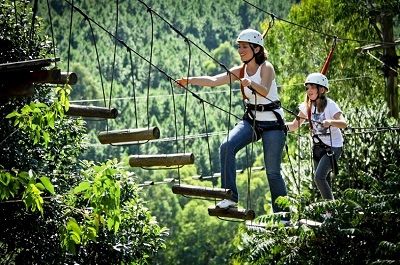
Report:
304,73,329,89
236,29,264,47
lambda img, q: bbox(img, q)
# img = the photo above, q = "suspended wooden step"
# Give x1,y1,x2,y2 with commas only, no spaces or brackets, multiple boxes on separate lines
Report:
30,69,78,85
208,207,255,221
98,127,160,144
66,104,118,119
129,153,194,167
172,184,232,199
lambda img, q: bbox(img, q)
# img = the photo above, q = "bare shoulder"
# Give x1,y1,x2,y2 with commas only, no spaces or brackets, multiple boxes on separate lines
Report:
262,61,274,71
260,61,275,78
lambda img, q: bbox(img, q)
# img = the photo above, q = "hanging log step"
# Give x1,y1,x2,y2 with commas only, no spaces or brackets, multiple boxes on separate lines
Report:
172,184,232,199
66,104,118,119
30,70,78,85
208,207,255,221
129,153,194,167
98,127,160,144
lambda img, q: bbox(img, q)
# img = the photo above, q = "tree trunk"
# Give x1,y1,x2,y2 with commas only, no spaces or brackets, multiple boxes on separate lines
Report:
380,14,399,119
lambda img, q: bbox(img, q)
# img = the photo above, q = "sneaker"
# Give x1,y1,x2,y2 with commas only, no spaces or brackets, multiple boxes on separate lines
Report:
216,199,237,209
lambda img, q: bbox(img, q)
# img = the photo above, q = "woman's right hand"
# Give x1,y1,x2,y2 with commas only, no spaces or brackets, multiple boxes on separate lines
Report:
176,77,190,87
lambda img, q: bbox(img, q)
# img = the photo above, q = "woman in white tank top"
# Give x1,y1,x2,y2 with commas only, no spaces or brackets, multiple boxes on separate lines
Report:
177,29,288,219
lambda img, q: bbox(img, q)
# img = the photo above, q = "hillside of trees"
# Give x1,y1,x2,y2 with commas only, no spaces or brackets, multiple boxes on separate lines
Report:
1,0,399,264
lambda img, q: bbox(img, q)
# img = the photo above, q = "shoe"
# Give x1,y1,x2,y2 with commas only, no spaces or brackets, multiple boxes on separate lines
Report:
216,199,237,209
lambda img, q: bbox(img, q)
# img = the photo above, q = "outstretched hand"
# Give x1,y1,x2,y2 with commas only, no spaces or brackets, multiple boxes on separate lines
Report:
176,77,190,88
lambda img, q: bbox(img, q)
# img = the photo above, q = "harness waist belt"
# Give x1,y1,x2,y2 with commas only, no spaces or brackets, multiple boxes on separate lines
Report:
246,101,281,112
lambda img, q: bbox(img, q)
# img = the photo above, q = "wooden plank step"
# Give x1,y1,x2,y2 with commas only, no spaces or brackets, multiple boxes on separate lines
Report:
30,70,78,85
98,127,160,144
172,184,232,199
129,153,194,167
208,207,255,220
0,58,59,72
66,104,118,119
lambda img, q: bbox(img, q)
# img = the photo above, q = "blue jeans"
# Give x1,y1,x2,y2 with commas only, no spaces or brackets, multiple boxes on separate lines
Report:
219,119,287,212
313,146,342,200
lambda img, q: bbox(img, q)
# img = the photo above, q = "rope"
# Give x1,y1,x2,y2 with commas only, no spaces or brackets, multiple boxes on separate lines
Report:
146,8,154,129
29,0,39,40
66,0,73,73
169,78,182,185
64,0,240,121
66,76,372,104
46,0,57,67
109,0,120,111
86,18,106,108
201,100,214,181
182,38,192,153
128,50,139,128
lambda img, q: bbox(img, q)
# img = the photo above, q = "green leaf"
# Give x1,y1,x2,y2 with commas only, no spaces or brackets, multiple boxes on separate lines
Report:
74,181,91,193
35,182,45,191
40,176,55,194
5,111,19,119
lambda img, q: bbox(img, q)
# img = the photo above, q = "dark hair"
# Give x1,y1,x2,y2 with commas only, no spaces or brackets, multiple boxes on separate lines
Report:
250,44,267,64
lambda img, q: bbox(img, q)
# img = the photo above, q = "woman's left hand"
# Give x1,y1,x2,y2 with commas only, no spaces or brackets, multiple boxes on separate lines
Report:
240,78,252,87
322,120,332,128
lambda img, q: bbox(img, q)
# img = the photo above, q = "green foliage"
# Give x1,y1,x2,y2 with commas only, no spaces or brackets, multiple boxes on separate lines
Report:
1,0,167,263
59,160,167,263
0,169,54,214
5,84,71,147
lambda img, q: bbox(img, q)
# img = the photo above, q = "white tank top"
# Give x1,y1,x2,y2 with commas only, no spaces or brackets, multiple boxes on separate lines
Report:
243,62,284,121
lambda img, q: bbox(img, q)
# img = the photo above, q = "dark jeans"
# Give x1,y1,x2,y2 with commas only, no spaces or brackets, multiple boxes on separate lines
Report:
313,145,342,200
220,119,287,212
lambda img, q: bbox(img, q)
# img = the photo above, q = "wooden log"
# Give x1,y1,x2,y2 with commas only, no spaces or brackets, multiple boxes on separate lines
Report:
59,72,78,85
208,207,255,220
0,58,59,72
172,184,232,199
30,70,78,85
129,153,194,167
66,104,118,119
98,127,160,144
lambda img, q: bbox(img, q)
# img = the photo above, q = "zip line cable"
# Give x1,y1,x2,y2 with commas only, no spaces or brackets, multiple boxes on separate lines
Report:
67,75,371,104
242,0,398,45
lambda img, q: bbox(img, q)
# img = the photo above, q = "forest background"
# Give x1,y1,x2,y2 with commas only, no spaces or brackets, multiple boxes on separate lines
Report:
1,0,399,264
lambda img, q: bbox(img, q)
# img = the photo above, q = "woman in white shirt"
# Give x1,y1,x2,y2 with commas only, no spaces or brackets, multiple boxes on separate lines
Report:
286,73,347,200
177,29,288,214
